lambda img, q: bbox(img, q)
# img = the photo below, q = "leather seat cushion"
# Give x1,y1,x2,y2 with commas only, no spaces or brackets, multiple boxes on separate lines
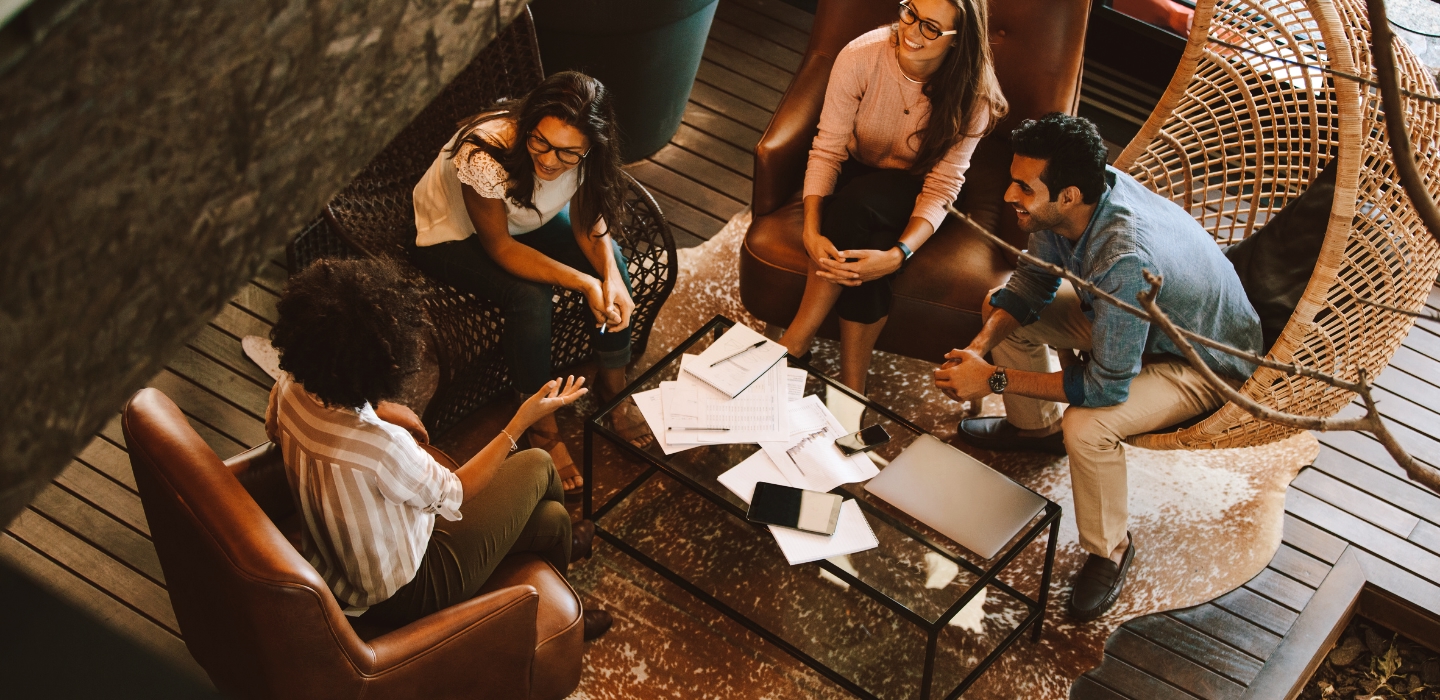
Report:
480,555,583,699
740,192,1016,361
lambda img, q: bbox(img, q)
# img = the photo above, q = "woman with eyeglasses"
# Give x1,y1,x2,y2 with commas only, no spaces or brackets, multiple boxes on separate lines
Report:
779,0,1008,394
410,71,639,495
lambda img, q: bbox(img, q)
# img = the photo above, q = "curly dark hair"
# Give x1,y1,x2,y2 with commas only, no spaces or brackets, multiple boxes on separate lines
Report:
451,71,625,237
1010,113,1109,204
271,259,430,410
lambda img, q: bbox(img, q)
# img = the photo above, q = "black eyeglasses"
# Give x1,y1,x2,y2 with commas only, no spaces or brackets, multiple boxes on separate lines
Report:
898,1,958,41
527,131,589,165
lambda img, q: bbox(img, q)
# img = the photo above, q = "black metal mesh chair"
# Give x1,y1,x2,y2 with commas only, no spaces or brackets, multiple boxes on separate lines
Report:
289,9,676,434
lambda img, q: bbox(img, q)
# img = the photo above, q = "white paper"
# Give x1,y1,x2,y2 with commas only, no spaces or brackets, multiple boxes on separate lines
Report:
716,451,878,566
683,324,788,398
758,395,879,493
786,367,807,402
632,389,700,455
663,356,788,445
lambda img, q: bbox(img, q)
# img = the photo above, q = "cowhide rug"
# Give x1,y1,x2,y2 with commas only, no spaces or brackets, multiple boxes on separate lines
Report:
568,210,1315,699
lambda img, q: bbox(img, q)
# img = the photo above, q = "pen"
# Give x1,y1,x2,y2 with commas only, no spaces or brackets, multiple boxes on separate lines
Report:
667,426,731,432
709,339,767,367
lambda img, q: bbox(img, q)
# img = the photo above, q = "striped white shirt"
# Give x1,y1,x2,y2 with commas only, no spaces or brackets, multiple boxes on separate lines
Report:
264,373,464,608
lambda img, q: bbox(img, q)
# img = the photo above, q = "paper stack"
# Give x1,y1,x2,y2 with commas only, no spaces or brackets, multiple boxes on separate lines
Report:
718,450,879,565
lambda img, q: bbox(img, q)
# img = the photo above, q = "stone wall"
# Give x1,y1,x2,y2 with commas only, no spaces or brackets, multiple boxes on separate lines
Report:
0,0,527,527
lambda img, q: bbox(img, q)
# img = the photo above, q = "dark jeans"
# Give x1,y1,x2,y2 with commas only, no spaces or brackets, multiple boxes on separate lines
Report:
364,448,570,626
411,207,633,393
821,161,925,324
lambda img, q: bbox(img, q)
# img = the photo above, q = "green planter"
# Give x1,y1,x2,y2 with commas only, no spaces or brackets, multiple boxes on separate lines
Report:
531,0,719,162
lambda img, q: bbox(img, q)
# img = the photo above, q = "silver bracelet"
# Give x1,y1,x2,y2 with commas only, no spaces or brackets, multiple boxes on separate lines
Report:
499,429,518,452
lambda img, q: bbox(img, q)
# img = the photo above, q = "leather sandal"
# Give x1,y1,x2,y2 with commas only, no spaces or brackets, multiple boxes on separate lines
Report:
571,519,595,563
957,417,1066,455
1068,533,1135,621
529,428,582,497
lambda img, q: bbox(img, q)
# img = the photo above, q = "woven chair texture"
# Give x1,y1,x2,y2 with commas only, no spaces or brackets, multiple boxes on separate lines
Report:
288,10,676,434
1118,0,1440,450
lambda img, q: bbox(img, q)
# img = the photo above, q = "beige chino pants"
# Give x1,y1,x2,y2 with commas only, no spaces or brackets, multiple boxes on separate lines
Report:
988,282,1232,558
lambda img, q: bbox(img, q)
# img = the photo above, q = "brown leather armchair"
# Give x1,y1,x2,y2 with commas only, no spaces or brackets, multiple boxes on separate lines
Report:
740,0,1091,361
122,388,584,700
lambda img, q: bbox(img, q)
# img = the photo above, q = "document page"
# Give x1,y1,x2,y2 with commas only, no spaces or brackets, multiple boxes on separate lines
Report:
717,450,879,565
683,324,788,398
661,356,788,444
758,395,879,493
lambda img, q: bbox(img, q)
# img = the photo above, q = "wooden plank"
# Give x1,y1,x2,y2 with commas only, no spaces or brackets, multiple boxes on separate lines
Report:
704,39,795,93
1281,512,1348,565
0,534,204,683
1267,544,1330,589
1243,569,1315,612
164,345,270,419
648,143,752,203
1071,676,1131,700
682,101,763,152
1125,614,1264,685
210,301,273,340
628,159,747,222
1311,445,1440,521
1333,398,1440,468
188,322,273,387
639,181,728,240
54,461,150,537
1168,604,1284,660
1386,346,1440,392
714,2,810,54
75,436,138,492
1211,587,1300,637
97,413,126,448
707,18,803,73
728,0,814,32
6,509,179,634
1083,655,1200,700
1403,323,1440,361
250,259,289,295
1105,627,1245,699
146,371,265,453
669,123,755,177
229,283,279,325
1368,385,1440,447
1410,520,1440,555
1286,488,1440,585
1291,469,1419,537
1317,431,1408,480
696,60,783,112
27,484,164,585
688,81,776,133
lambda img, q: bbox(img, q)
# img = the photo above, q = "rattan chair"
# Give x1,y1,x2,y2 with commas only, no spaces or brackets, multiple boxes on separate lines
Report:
1119,0,1440,449
289,9,676,434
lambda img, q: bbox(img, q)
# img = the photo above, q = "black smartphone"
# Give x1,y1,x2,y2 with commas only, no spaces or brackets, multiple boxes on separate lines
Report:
834,425,891,455
747,482,843,535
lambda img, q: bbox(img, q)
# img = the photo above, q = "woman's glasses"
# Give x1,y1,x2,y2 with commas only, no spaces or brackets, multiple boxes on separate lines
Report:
527,131,589,166
898,1,958,41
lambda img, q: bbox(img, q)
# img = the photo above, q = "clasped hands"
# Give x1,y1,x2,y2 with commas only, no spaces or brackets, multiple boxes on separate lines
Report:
581,276,634,333
933,348,995,403
803,229,903,286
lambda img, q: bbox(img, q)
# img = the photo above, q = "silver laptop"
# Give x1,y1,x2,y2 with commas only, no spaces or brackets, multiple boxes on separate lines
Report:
865,434,1047,560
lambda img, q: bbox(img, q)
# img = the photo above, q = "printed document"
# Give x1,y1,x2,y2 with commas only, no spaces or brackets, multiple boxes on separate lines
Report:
758,395,879,493
683,324,788,398
662,355,788,444
717,450,879,565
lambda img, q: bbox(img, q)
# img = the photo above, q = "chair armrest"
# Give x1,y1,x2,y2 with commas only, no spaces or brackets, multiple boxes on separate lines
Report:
362,584,540,685
223,442,296,523
752,52,836,217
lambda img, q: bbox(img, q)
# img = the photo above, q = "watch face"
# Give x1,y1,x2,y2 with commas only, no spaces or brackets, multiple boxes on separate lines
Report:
988,369,1007,394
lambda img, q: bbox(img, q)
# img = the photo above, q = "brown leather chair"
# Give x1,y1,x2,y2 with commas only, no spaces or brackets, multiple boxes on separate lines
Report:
740,0,1092,361
122,388,584,700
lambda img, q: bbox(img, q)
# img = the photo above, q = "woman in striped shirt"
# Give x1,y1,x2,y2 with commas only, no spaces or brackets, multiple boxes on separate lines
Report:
779,0,1007,393
265,258,611,638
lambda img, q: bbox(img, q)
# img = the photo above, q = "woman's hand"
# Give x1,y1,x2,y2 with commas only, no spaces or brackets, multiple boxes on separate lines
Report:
816,248,905,287
375,401,429,445
602,278,634,332
579,277,615,329
802,227,844,269
512,376,588,431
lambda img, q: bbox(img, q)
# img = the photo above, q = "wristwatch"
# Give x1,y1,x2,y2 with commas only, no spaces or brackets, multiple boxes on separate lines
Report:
894,241,914,272
988,367,1009,395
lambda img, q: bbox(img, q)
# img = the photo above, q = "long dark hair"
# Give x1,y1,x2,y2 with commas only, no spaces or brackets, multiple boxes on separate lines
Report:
892,0,1008,176
451,71,625,236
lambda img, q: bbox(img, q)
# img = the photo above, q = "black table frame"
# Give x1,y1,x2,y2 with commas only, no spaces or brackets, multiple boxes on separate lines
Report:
585,316,1061,700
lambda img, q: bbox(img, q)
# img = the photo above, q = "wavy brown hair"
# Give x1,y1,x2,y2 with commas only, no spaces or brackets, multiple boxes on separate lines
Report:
452,71,625,237
890,0,1008,176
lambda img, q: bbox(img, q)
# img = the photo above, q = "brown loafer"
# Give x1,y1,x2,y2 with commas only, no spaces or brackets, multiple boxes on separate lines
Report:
583,608,613,641
1068,534,1135,621
571,519,595,563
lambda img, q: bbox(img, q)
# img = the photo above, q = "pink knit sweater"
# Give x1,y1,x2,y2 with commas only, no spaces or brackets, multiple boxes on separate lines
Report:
802,27,989,232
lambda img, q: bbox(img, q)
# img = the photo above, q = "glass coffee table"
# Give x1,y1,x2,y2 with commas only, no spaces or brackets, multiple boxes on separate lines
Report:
584,316,1061,700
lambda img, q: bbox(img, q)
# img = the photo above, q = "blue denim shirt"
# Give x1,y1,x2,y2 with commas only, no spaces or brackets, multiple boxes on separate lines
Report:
991,166,1262,408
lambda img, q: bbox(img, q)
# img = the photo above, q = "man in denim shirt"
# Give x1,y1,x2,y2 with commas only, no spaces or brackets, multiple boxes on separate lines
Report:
935,114,1261,620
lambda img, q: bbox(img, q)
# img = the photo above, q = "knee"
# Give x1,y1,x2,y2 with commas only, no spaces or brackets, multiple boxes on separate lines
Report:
1062,407,1120,454
503,282,553,320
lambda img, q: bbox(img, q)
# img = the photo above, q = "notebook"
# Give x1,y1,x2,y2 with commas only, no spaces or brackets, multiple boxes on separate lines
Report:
682,324,788,398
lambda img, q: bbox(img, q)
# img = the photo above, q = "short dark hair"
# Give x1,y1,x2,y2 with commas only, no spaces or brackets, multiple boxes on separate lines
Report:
1010,113,1108,204
271,259,430,410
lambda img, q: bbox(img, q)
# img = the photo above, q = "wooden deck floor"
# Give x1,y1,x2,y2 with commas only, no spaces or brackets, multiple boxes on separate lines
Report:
5,1,1440,696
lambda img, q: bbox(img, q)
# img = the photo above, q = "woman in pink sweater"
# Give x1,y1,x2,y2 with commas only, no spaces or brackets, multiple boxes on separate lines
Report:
780,0,1007,393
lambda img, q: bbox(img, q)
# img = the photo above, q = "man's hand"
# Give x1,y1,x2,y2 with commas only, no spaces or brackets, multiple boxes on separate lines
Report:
376,401,429,444
601,278,633,332
817,248,904,287
934,349,996,403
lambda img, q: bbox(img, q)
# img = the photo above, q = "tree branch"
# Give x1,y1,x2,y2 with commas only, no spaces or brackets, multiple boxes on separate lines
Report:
1366,0,1440,247
1356,296,1440,325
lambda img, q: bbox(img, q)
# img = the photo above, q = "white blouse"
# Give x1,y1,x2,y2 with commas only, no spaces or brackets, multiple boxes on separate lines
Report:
413,118,579,246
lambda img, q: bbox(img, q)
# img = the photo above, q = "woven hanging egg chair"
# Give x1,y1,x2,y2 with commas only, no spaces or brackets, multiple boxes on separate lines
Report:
1120,0,1440,450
